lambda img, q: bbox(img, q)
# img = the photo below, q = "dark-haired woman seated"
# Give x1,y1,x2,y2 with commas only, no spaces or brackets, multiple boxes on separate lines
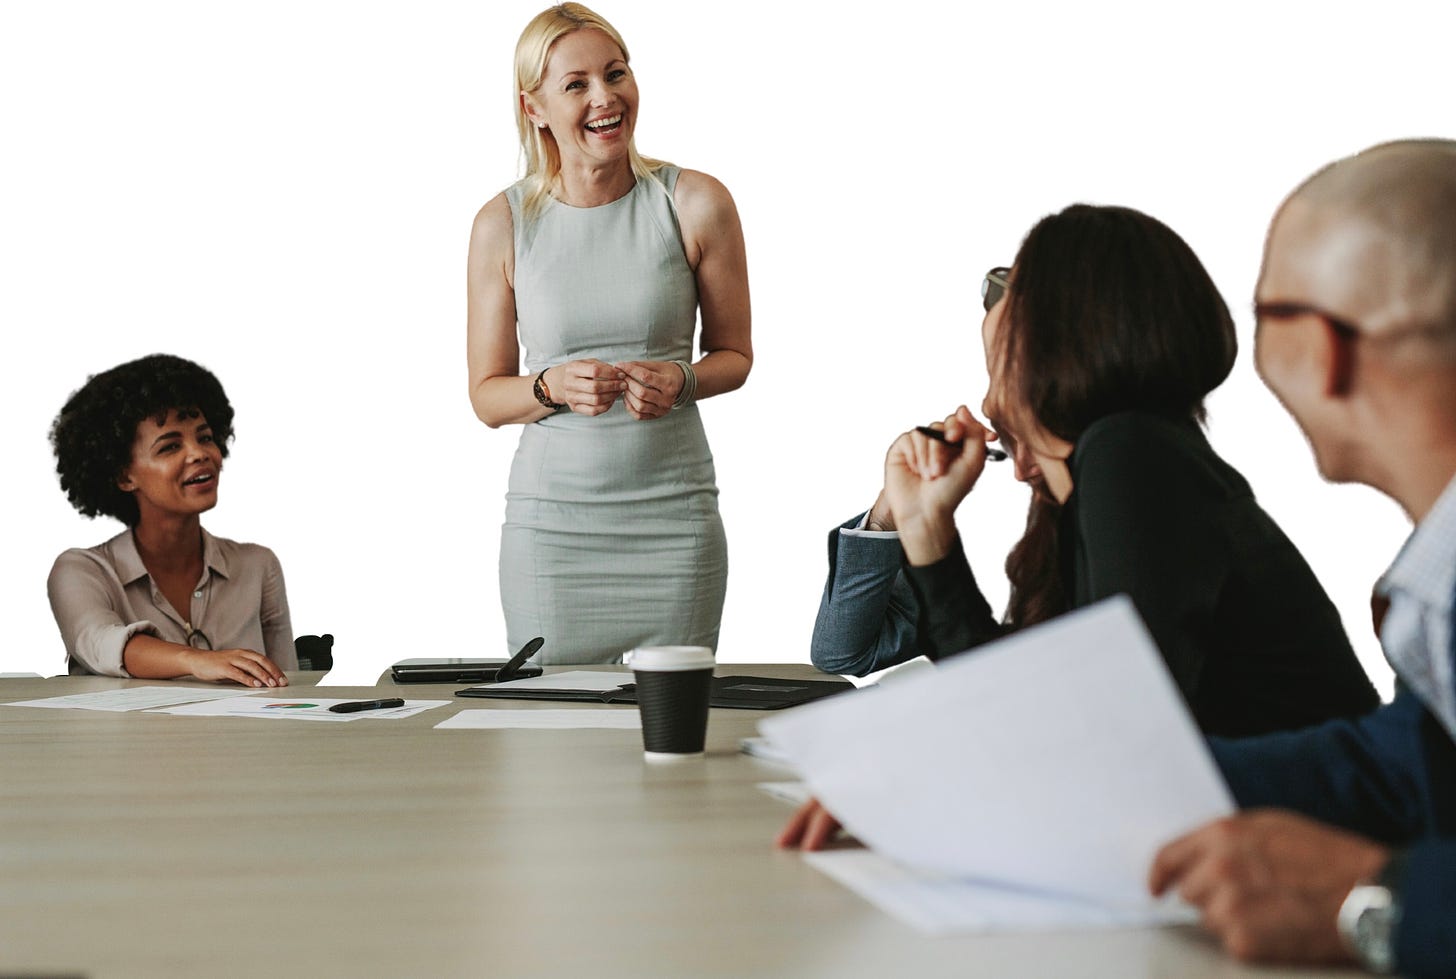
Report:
786,204,1381,849
810,204,1377,738
47,354,295,686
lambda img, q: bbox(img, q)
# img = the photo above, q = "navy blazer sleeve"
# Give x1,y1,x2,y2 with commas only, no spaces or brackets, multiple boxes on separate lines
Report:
809,514,921,676
1211,693,1456,978
1394,840,1456,978
1210,687,1439,843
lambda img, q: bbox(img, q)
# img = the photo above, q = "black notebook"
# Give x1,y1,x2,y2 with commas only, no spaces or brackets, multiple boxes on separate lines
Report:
456,674,854,711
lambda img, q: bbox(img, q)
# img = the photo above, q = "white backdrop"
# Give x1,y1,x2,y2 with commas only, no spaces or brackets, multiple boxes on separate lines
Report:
3,0,1441,690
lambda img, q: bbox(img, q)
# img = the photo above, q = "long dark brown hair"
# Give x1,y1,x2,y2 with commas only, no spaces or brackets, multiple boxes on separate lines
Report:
999,205,1237,628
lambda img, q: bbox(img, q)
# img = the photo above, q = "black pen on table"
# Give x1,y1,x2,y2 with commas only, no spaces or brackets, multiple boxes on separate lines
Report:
914,426,1009,462
495,636,545,683
328,698,405,714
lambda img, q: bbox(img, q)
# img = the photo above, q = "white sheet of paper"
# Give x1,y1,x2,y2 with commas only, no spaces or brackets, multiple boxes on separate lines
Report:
483,670,634,692
435,709,641,730
148,696,447,721
804,850,1197,935
4,685,254,712
760,596,1234,910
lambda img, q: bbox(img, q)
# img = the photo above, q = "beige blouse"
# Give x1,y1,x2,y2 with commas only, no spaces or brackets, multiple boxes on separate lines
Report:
47,528,296,677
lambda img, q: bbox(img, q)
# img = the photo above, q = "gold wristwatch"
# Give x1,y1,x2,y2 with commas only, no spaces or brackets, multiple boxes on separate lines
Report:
532,369,565,410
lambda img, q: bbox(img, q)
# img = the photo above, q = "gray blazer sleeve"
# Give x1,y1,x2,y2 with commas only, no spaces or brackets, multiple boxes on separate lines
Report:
809,514,920,676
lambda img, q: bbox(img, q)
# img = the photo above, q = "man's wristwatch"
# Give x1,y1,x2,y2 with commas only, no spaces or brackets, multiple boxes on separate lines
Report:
532,369,566,410
1338,859,1404,975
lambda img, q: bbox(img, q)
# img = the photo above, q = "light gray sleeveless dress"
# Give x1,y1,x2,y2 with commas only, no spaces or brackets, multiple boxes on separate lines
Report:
501,166,728,664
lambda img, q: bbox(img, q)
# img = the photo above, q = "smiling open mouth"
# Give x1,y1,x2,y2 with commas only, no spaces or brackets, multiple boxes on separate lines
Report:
585,114,623,135
183,473,214,486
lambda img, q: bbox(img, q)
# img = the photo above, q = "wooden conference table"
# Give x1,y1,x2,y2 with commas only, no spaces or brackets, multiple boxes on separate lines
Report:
2,667,1355,979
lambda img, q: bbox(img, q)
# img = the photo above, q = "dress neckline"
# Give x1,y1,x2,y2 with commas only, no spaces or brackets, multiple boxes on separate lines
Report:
547,175,639,211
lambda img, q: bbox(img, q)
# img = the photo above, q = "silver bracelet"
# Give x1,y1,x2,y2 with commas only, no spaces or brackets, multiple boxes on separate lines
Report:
670,359,697,409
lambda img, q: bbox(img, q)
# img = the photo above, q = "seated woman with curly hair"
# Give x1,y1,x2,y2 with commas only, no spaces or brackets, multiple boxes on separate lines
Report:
47,354,295,686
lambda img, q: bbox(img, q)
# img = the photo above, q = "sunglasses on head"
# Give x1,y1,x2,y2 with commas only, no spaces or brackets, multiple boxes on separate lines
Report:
982,267,1010,312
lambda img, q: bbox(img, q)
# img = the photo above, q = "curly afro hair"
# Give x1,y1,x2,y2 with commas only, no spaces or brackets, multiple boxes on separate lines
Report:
51,354,235,527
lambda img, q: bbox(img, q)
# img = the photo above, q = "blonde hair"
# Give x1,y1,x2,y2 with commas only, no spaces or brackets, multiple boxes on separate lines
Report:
513,3,665,218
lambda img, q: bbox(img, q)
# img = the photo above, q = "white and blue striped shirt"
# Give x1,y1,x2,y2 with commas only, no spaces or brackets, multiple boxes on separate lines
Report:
1377,473,1456,741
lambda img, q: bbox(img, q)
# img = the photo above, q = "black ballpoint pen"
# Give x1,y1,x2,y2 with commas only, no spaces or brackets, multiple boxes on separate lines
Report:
328,698,406,713
495,636,545,683
914,425,1009,462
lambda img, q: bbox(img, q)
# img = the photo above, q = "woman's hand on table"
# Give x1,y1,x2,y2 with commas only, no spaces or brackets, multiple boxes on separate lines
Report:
776,797,851,851
545,360,627,417
615,360,684,421
185,649,289,688
884,406,997,565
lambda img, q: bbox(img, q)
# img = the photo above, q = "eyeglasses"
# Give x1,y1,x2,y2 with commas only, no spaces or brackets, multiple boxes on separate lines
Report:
1254,301,1362,341
982,267,1011,313
185,628,212,650
1255,300,1452,347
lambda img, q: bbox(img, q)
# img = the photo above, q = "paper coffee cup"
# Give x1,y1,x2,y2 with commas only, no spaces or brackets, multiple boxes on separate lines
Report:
629,646,714,761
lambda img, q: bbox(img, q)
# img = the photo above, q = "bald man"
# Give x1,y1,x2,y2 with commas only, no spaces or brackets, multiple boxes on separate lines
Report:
1151,140,1456,976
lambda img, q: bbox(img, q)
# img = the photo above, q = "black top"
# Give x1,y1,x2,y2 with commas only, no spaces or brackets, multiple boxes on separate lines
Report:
904,411,1380,738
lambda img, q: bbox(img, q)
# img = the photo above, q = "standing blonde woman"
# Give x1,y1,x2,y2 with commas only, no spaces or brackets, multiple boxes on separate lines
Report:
467,4,752,664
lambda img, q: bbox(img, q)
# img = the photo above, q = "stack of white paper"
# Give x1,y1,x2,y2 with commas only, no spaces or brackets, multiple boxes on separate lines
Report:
761,596,1233,930
803,850,1197,934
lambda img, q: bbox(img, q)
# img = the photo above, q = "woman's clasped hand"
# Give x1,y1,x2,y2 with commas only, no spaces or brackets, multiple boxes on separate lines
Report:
616,360,689,421
539,358,689,421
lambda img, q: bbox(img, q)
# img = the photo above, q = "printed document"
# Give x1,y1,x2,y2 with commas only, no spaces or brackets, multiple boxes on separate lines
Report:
149,696,447,721
5,685,255,712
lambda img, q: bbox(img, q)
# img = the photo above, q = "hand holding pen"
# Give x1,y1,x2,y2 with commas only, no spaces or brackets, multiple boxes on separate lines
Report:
906,406,1006,477
883,406,1003,566
914,427,1008,462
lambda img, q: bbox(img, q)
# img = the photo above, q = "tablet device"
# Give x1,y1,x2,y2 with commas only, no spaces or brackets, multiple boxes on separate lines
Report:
390,658,545,684
456,674,853,709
